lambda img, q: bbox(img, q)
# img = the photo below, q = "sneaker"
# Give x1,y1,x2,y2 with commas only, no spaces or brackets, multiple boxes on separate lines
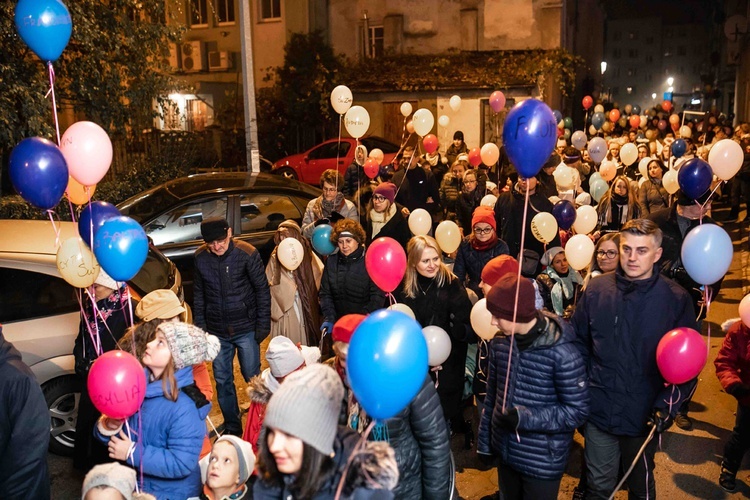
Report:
719,465,737,492
674,413,693,431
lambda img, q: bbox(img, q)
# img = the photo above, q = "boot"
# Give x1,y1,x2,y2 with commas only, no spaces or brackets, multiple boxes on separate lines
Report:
719,463,737,492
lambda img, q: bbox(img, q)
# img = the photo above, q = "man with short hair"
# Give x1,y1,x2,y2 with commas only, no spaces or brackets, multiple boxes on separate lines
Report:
572,218,697,499
391,146,441,218
194,217,271,436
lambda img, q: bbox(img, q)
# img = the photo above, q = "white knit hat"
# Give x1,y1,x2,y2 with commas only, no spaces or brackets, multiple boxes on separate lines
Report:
156,322,220,370
265,336,305,378
82,462,135,500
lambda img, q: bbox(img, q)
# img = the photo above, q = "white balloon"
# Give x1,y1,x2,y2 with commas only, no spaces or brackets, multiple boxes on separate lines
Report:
277,238,304,271
438,114,450,127
708,139,744,181
449,95,461,112
571,130,587,150
344,106,370,139
589,125,597,136
638,157,652,179
663,169,680,194
408,208,432,236
388,303,416,320
554,166,574,189
422,325,452,366
620,143,638,166
412,108,435,137
400,102,413,117
470,299,497,340
565,234,595,271
572,205,597,235
330,85,353,115
594,104,605,113
679,125,692,139
481,194,498,207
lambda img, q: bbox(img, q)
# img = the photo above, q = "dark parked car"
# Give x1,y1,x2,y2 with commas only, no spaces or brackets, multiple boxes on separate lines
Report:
117,172,321,304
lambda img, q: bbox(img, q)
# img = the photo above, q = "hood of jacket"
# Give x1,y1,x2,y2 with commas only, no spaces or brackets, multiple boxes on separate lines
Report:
145,365,195,398
327,427,400,495
246,373,273,404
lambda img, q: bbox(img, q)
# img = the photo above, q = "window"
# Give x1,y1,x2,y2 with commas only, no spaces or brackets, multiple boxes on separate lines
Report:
238,194,302,234
645,54,654,63
627,68,637,77
613,48,622,59
260,0,281,20
361,137,399,154
308,142,351,160
144,197,228,245
217,0,235,24
364,26,384,58
190,0,208,27
0,268,78,323
628,49,638,58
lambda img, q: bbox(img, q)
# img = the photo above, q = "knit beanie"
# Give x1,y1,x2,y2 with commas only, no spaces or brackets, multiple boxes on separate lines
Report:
94,268,118,291
264,364,344,456
453,131,464,141
471,206,496,231
135,289,186,322
82,462,135,500
156,322,220,370
266,336,305,378
486,275,537,323
216,435,256,484
481,255,520,287
332,314,367,344
373,182,397,204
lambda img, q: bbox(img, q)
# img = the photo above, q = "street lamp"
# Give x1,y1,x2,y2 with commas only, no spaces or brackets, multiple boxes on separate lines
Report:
667,76,674,87
652,93,657,99
601,62,608,75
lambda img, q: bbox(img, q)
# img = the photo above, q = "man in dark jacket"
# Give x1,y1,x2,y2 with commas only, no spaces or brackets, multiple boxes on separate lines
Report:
391,146,441,218
477,275,589,499
0,326,50,499
194,217,271,436
572,218,697,500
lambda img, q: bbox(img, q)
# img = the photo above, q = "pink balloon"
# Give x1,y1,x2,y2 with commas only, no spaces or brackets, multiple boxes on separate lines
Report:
489,91,506,113
88,350,147,419
61,121,113,186
423,134,439,154
364,158,379,179
656,328,707,385
468,147,482,167
365,237,407,293
740,295,750,329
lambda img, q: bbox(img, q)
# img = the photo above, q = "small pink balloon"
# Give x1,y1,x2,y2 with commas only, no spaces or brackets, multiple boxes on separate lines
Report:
489,91,506,113
365,237,407,293
87,350,147,419
423,134,439,154
468,147,482,167
656,328,707,385
740,295,750,329
364,158,379,179
61,121,113,186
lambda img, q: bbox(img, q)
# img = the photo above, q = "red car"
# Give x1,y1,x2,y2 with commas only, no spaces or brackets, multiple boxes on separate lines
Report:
272,136,400,185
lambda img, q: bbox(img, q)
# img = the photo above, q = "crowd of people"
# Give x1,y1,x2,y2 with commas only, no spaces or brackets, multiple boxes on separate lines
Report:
3,109,750,500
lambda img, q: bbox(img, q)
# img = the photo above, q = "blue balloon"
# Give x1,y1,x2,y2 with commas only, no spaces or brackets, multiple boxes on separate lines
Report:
553,110,563,123
311,224,336,255
14,0,72,62
677,158,713,200
552,200,577,230
591,112,606,130
79,201,121,247
681,224,732,285
590,179,608,203
502,99,558,178
9,137,68,211
93,216,149,282
347,310,428,420
632,104,641,115
671,139,687,159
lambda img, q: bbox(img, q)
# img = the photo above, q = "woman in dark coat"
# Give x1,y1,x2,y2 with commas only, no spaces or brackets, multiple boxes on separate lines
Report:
456,169,486,235
596,175,640,233
454,206,510,298
363,182,411,250
638,159,670,216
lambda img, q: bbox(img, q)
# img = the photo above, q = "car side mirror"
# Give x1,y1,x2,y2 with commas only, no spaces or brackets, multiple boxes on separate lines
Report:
303,156,309,162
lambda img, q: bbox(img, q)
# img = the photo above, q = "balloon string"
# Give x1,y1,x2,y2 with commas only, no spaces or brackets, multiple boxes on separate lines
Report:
335,114,342,192
607,426,656,500
704,287,713,359
393,143,414,199
431,365,442,389
47,210,62,249
67,197,77,223
387,292,396,307
82,287,103,356
698,181,723,223
334,419,376,500
47,62,61,145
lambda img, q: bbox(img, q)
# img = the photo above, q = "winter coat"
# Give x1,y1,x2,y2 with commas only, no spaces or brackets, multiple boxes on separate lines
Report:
344,162,367,198
0,328,50,500
243,373,273,455
439,173,462,223
571,267,697,437
715,321,750,407
95,367,211,500
395,276,473,421
453,238,510,297
364,203,411,251
536,270,583,318
194,239,271,339
319,246,385,323
301,196,359,239
638,179,670,216
445,143,469,166
477,312,589,480
392,167,441,215
456,189,484,235
253,427,398,499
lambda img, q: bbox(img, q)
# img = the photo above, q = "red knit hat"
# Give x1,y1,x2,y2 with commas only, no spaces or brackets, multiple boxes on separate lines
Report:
481,255,520,287
486,275,537,323
332,314,367,344
471,206,496,231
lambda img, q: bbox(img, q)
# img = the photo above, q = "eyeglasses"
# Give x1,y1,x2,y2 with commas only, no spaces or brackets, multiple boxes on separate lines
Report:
372,195,387,202
596,250,618,259
322,187,338,193
208,235,230,248
473,226,494,235
464,179,477,184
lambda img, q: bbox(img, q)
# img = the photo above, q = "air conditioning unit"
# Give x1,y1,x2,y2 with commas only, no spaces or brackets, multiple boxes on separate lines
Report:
160,43,180,71
208,51,232,71
181,41,205,72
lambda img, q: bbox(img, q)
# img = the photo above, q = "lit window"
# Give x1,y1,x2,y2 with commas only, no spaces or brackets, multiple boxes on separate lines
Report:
260,0,281,20
364,26,384,58
217,0,235,24
190,0,208,27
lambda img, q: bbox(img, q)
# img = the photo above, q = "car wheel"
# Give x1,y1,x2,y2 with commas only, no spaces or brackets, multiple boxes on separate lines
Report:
275,167,298,180
43,375,81,456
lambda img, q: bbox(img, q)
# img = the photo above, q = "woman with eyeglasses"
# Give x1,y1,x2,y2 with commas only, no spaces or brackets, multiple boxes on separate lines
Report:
582,233,620,290
456,170,485,235
363,182,410,250
301,169,359,239
536,246,583,318
638,159,670,216
454,206,510,298
596,175,640,233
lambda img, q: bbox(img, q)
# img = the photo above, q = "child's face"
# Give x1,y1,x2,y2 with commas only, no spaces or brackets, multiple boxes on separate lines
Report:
207,441,241,492
142,332,172,376
85,487,126,500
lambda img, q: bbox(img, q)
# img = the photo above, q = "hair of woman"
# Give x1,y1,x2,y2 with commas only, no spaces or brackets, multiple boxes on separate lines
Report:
403,235,455,299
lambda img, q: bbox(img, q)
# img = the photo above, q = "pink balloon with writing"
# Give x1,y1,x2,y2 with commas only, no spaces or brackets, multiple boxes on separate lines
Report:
88,350,147,419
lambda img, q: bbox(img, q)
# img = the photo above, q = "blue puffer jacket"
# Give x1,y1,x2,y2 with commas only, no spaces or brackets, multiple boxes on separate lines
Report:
194,239,271,338
453,237,510,297
95,367,210,500
477,312,589,480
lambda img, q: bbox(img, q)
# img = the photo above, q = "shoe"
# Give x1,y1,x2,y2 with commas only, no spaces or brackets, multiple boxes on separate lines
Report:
572,486,586,500
464,427,475,450
719,465,737,492
674,413,693,431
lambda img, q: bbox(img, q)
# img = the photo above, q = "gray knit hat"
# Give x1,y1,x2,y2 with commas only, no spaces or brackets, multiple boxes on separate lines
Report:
264,364,344,456
82,462,135,500
156,322,221,370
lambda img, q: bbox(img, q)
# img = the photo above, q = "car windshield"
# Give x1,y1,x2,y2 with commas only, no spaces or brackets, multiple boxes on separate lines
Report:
119,188,180,223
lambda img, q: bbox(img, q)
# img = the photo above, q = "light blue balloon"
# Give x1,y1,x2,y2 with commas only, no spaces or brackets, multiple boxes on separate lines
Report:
15,0,72,62
571,130,587,150
589,172,603,185
590,179,608,203
592,112,606,130
311,224,335,255
681,224,732,285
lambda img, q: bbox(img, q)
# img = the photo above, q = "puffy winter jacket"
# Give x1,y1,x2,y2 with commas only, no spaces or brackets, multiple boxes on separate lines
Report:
319,246,385,323
477,312,589,480
95,367,211,500
637,179,669,216
571,267,696,437
453,238,510,297
242,373,272,455
715,321,750,407
194,239,271,339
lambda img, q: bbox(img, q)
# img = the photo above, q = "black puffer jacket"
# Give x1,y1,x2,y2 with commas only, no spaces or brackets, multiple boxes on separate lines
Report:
194,239,271,338
364,204,411,251
320,246,385,323
453,238,510,297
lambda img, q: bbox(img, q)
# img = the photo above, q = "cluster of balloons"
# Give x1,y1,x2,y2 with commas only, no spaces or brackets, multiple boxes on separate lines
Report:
331,85,372,140
676,139,743,200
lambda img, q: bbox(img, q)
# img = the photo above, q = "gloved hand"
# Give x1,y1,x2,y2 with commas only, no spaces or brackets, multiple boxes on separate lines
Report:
321,322,334,336
477,453,497,467
255,330,270,343
727,383,750,399
647,408,672,434
498,407,519,431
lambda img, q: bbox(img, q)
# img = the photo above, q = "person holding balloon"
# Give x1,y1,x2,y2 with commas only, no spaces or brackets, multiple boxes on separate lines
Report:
363,182,411,250
95,322,220,499
637,159,670,216
571,219,697,500
301,170,359,239
596,175,640,233
536,246,583,319
73,269,136,471
392,147,442,219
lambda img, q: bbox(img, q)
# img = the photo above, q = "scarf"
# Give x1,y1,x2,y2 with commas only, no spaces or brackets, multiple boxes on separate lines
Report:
470,232,498,251
312,192,346,220
83,284,129,360
544,268,583,316
424,152,440,167
513,313,546,351
370,203,396,239
602,192,630,226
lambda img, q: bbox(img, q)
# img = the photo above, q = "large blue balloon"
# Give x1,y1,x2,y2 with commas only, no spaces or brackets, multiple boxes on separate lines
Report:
677,158,713,200
552,200,577,230
347,310,428,420
591,112,606,130
79,201,121,247
311,224,336,255
681,224,732,285
9,137,68,211
671,139,687,159
502,99,557,179
93,216,149,281
14,0,72,62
